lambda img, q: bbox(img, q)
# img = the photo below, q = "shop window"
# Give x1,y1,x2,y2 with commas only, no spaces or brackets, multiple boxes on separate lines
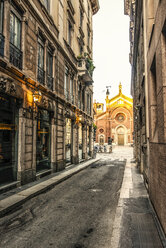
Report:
47,47,53,90
0,1,4,57
78,123,82,160
0,95,18,184
65,118,72,164
68,21,72,46
10,11,22,69
36,109,51,172
37,37,45,85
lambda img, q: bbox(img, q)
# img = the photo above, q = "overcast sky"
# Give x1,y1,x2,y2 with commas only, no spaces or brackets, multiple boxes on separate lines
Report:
93,0,131,103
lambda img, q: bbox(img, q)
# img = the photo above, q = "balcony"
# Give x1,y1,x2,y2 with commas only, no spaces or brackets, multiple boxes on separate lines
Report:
37,66,45,85
9,43,22,70
47,74,53,91
77,55,94,86
0,33,4,57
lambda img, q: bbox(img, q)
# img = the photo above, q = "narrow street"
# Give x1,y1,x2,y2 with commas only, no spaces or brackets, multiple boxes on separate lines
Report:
0,147,132,248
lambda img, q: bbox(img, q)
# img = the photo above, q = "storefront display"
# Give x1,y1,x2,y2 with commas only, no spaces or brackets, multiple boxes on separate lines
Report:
36,109,51,172
65,118,72,164
78,123,83,161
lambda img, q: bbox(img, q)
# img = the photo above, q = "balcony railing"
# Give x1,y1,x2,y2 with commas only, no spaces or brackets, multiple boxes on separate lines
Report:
37,66,45,85
47,74,53,91
9,43,22,70
0,33,5,57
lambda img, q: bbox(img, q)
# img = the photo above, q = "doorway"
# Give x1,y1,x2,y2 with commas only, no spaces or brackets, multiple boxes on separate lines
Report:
118,134,124,145
117,126,125,146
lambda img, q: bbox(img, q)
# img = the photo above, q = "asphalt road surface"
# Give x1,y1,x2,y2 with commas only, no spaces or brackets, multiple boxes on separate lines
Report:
0,154,127,248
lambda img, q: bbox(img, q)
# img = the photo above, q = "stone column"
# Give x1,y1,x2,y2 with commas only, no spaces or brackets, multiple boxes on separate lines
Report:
17,108,26,184
3,0,10,60
32,111,37,177
51,116,56,172
72,122,79,164
89,125,93,157
52,50,56,92
82,125,87,159
21,15,27,71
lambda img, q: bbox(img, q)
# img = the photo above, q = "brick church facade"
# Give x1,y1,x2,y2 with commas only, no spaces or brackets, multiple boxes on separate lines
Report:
94,83,133,146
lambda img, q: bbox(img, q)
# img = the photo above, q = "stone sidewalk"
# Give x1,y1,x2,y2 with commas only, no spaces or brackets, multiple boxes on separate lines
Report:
0,158,99,217
111,159,166,248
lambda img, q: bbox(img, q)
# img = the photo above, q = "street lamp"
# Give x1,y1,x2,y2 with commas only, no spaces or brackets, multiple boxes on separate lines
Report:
33,90,42,103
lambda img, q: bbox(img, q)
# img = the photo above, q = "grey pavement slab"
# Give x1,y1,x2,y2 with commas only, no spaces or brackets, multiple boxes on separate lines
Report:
111,161,164,248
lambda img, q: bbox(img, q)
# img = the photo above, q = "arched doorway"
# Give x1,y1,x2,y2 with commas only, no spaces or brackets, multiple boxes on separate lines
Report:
117,127,125,145
99,135,104,145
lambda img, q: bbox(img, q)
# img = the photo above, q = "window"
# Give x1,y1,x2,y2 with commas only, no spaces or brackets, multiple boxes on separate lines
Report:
68,21,72,46
43,0,50,11
70,76,74,103
10,11,22,69
64,67,69,99
0,1,4,57
37,38,45,85
80,9,83,28
0,1,4,33
87,94,89,113
47,48,53,90
88,4,90,19
87,27,90,48
10,12,21,49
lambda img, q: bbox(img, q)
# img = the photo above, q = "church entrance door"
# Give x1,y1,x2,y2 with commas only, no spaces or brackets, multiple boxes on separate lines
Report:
118,134,124,145
117,127,125,146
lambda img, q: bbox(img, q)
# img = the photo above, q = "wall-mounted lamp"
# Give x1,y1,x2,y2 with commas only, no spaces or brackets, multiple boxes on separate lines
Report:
33,90,42,103
75,111,82,124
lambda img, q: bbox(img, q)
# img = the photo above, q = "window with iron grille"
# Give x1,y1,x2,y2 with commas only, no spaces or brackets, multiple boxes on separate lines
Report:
37,37,45,85
10,11,22,69
47,48,53,90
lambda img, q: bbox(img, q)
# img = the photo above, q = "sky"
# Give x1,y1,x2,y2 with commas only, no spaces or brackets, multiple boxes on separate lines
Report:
93,0,131,103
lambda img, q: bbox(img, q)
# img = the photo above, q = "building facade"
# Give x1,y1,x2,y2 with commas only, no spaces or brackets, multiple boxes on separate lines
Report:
0,0,99,188
94,83,133,146
125,0,166,234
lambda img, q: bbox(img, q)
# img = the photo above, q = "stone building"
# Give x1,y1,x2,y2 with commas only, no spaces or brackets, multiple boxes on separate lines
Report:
94,83,133,146
0,0,99,189
125,0,166,234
